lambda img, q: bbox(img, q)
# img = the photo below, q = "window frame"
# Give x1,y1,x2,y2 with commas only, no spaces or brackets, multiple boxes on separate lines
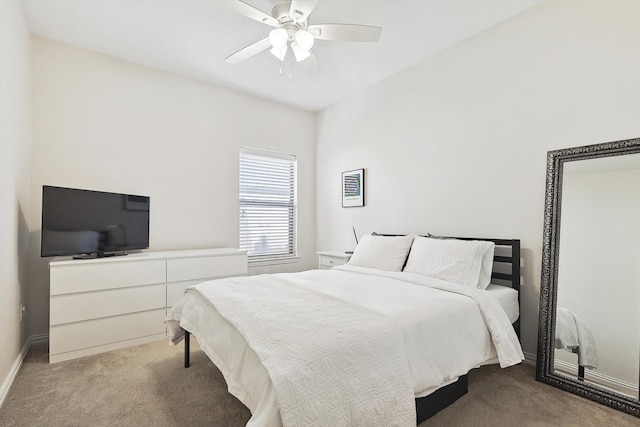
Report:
239,147,298,265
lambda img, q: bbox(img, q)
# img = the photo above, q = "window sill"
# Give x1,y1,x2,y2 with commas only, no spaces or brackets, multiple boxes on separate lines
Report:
249,256,300,267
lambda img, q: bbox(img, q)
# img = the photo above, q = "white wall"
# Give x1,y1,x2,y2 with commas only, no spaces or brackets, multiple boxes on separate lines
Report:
0,0,31,403
316,0,640,356
29,37,316,337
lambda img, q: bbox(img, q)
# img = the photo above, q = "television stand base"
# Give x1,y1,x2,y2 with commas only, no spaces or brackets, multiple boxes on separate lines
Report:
72,252,128,260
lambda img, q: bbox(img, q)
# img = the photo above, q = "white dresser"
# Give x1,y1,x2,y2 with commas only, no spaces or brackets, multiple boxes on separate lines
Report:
317,251,352,270
49,248,247,363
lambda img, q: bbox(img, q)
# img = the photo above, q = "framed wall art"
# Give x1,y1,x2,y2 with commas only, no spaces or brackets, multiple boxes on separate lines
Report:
342,168,365,207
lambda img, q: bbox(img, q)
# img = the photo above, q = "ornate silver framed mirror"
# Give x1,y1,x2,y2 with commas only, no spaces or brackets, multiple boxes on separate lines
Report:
537,137,640,417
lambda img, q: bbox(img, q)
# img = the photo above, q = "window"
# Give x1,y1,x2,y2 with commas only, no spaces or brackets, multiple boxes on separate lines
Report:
239,147,297,263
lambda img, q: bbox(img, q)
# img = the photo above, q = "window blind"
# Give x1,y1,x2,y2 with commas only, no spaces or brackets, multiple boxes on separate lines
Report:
239,148,297,262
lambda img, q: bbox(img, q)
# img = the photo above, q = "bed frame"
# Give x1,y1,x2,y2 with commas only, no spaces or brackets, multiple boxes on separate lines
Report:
413,237,521,423
457,237,521,337
182,237,521,425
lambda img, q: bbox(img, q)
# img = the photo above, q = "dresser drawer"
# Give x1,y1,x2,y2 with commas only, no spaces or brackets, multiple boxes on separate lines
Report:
50,284,166,325
49,309,166,356
48,248,246,363
50,259,166,295
166,254,247,282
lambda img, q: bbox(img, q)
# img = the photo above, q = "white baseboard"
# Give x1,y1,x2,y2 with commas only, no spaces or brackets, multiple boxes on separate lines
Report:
553,359,637,396
0,333,49,409
29,332,49,346
0,339,30,408
523,351,536,366
510,351,636,398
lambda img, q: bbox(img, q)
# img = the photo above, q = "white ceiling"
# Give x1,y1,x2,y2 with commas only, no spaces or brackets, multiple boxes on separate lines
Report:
21,0,541,112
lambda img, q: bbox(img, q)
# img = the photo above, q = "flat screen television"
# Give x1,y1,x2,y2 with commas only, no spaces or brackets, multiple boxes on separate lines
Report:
41,185,150,258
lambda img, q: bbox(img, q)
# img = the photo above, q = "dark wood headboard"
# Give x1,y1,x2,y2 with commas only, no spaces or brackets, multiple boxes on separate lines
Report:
457,237,521,337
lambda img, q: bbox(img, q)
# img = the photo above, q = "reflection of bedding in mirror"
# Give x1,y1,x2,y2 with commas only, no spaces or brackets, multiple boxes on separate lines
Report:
554,307,598,379
554,155,640,399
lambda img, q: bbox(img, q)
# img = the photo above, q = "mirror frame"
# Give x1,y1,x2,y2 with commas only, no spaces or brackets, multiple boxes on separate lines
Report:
536,136,640,417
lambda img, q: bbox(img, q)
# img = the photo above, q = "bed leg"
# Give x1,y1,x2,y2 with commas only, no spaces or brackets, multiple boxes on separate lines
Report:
184,331,191,368
578,365,585,381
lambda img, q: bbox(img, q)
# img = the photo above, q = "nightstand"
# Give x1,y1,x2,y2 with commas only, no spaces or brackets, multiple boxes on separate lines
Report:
317,251,352,270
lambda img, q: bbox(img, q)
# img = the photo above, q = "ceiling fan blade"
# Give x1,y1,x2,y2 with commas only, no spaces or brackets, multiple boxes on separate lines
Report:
299,51,319,75
225,0,278,27
225,38,272,64
289,0,318,23
307,24,382,42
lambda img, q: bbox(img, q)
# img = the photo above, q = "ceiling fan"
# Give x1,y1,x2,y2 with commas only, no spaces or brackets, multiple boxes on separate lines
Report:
224,0,382,68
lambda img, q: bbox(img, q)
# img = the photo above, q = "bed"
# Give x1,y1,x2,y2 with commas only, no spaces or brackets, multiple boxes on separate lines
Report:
166,234,524,426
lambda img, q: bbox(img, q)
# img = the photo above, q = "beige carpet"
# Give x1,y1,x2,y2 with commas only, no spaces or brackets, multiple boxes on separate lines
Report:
0,340,637,427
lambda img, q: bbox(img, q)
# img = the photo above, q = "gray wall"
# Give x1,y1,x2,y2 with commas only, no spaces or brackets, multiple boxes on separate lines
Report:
0,0,32,401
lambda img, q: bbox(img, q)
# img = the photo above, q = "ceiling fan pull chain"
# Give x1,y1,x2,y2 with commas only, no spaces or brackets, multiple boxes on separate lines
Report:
289,48,294,81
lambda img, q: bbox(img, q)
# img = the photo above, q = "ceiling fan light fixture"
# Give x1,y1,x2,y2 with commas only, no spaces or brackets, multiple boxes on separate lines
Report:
269,45,288,61
294,30,315,51
269,28,288,48
291,42,311,62
226,0,382,70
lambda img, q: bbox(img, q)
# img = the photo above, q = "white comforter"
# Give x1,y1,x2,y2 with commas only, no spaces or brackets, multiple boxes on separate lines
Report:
166,266,524,426
555,307,598,369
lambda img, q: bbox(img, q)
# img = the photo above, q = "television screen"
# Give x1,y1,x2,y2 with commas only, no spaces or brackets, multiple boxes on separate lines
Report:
41,185,150,258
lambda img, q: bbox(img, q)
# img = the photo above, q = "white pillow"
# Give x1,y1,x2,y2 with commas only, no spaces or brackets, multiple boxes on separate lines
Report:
477,243,495,289
403,236,495,288
347,234,415,272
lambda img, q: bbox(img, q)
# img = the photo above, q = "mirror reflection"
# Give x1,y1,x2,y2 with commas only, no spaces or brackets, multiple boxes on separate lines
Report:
554,154,640,399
